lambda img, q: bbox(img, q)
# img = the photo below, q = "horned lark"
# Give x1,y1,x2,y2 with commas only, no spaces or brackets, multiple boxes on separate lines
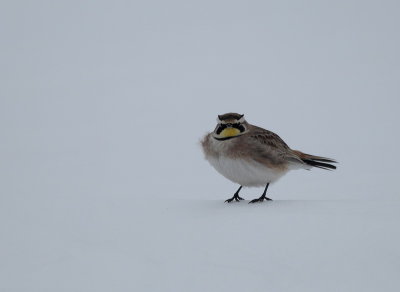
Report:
201,113,337,203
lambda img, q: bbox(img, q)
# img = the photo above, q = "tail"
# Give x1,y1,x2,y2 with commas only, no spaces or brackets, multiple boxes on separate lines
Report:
293,150,337,170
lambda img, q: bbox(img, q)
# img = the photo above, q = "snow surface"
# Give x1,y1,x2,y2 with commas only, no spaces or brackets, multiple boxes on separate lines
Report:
2,0,400,291
2,195,400,292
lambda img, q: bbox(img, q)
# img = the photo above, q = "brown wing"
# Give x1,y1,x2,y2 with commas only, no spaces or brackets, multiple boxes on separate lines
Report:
241,125,304,167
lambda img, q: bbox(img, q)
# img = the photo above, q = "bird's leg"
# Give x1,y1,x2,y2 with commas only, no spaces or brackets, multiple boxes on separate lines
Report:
225,186,244,203
249,183,272,203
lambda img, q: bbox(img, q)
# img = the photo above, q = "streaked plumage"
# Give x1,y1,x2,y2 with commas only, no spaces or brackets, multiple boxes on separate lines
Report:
201,113,336,203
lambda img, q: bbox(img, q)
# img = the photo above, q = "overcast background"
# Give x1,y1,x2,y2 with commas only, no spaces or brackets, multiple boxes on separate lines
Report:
1,0,400,291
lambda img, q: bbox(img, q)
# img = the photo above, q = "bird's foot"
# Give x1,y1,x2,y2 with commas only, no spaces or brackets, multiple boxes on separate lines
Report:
225,194,245,203
248,195,273,204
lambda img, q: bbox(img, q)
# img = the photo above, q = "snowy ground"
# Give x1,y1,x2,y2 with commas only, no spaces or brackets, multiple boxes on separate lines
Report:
2,194,400,292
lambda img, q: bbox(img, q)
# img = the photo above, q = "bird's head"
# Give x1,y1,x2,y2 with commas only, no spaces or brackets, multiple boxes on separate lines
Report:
212,113,248,140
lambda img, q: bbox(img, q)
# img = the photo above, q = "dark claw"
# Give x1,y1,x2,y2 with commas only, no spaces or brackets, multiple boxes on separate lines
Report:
225,186,244,203
248,184,272,204
248,196,273,204
225,195,244,203
248,199,260,204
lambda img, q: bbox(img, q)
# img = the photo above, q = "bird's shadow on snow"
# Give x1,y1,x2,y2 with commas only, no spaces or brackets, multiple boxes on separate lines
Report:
165,197,394,215
168,197,352,211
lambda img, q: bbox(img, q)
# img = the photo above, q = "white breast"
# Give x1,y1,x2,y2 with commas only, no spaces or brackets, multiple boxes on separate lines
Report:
206,156,287,187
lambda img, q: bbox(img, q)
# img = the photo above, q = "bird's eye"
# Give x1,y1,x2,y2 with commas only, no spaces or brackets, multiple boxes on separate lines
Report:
216,124,227,134
233,123,245,132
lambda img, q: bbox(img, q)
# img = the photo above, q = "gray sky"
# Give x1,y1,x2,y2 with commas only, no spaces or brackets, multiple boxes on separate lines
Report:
1,0,400,200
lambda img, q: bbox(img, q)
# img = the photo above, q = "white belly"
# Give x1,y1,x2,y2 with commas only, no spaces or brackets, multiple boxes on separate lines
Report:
206,156,287,187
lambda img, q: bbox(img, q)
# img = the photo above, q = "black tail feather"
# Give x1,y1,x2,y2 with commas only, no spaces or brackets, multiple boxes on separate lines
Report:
303,159,337,170
292,150,337,170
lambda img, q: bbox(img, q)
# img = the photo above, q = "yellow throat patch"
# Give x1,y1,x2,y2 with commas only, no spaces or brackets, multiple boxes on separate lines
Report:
219,127,241,138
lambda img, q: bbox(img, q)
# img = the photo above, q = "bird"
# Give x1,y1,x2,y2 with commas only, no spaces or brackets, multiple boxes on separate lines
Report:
201,113,337,203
